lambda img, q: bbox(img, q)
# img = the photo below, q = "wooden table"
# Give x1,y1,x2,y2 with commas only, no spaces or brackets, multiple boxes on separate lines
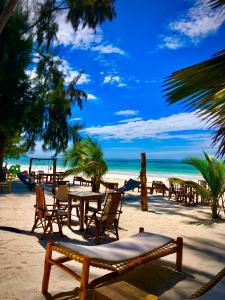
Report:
68,191,102,231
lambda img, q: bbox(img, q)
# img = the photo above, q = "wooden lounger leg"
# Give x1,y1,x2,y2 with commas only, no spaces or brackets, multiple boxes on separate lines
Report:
176,237,183,272
42,241,53,294
80,257,90,300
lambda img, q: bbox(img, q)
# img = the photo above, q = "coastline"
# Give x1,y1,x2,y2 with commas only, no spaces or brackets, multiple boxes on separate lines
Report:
16,163,202,184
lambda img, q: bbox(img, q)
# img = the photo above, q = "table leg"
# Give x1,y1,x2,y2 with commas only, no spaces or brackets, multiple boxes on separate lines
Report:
79,200,84,231
67,199,72,227
97,198,101,211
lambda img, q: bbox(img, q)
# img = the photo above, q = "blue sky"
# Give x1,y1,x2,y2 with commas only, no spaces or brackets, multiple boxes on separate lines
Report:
33,0,225,159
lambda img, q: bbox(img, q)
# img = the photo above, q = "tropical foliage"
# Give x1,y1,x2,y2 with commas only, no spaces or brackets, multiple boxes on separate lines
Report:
0,0,116,179
64,137,108,192
173,152,225,219
164,1,225,157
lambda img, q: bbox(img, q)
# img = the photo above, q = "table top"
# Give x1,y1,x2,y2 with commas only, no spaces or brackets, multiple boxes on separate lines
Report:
68,191,102,200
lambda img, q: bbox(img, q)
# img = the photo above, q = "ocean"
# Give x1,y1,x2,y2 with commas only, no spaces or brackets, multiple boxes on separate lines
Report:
7,156,199,176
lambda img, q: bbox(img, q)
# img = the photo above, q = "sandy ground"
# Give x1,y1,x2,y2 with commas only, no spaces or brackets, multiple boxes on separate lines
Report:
0,174,225,300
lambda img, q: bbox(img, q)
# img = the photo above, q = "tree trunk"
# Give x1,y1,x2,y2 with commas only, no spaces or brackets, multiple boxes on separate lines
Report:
211,199,219,219
0,0,19,34
92,175,100,192
140,152,148,211
0,131,7,181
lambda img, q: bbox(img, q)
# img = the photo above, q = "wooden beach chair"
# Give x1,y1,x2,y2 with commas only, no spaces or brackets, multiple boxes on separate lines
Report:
152,181,168,196
42,227,183,300
73,176,92,186
55,184,80,221
31,186,67,239
102,181,119,192
84,192,123,243
189,267,225,299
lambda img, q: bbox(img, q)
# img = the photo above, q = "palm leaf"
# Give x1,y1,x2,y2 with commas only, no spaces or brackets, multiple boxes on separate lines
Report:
63,136,108,190
184,180,211,201
208,0,225,10
164,50,225,157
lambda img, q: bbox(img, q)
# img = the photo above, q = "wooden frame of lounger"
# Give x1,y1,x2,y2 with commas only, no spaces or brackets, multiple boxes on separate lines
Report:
42,228,183,300
189,267,225,299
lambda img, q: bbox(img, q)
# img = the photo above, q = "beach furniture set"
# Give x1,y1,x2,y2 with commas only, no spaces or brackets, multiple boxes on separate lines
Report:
32,184,225,299
169,180,209,206
30,170,64,184
32,186,124,243
32,186,184,299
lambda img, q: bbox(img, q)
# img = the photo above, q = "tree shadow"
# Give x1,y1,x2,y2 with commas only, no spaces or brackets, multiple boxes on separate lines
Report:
123,194,225,224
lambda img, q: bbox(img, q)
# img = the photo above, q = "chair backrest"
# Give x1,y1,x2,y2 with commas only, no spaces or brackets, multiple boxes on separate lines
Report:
101,192,123,225
56,184,68,201
152,180,163,187
198,180,208,188
35,186,47,218
104,182,119,192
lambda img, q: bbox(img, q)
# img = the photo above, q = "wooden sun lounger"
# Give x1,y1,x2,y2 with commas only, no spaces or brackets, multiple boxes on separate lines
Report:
190,267,225,299
42,228,183,300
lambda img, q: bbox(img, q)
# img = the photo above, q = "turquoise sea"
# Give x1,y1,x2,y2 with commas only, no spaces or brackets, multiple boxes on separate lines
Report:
7,156,199,176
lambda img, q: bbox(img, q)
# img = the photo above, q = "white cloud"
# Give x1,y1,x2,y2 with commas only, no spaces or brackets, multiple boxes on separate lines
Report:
92,44,125,55
161,0,225,49
56,12,102,49
115,110,139,116
157,132,211,141
56,11,125,56
70,117,83,121
103,75,120,84
102,75,127,87
159,36,185,50
170,1,225,39
83,112,208,140
117,82,128,87
60,58,90,85
87,93,97,100
119,117,143,123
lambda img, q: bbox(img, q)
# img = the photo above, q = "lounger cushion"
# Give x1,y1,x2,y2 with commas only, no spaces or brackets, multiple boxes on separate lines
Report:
56,232,173,263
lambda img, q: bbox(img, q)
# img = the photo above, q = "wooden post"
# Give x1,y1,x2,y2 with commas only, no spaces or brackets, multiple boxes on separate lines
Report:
140,153,148,211
29,158,33,186
80,257,90,300
42,240,53,294
176,237,183,272
52,158,57,194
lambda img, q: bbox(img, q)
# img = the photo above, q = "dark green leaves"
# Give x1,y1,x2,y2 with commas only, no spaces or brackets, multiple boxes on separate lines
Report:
164,50,225,157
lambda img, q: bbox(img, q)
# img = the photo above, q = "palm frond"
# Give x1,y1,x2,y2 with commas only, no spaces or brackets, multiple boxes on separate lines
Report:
164,50,225,157
63,136,108,184
63,167,80,178
185,180,211,200
208,0,225,10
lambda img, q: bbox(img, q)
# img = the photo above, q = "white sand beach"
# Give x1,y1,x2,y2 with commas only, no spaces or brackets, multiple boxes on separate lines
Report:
0,173,225,300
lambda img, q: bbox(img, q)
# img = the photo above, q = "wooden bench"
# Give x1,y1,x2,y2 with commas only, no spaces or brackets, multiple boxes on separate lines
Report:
93,281,158,300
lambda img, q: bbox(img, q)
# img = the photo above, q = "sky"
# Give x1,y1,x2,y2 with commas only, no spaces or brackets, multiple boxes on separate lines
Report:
33,0,225,159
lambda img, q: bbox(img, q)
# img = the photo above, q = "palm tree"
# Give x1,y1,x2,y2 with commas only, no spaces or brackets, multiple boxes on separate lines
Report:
64,136,108,192
164,1,225,157
174,152,225,219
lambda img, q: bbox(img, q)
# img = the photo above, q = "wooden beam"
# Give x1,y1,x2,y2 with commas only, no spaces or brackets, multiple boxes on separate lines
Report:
140,153,148,211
